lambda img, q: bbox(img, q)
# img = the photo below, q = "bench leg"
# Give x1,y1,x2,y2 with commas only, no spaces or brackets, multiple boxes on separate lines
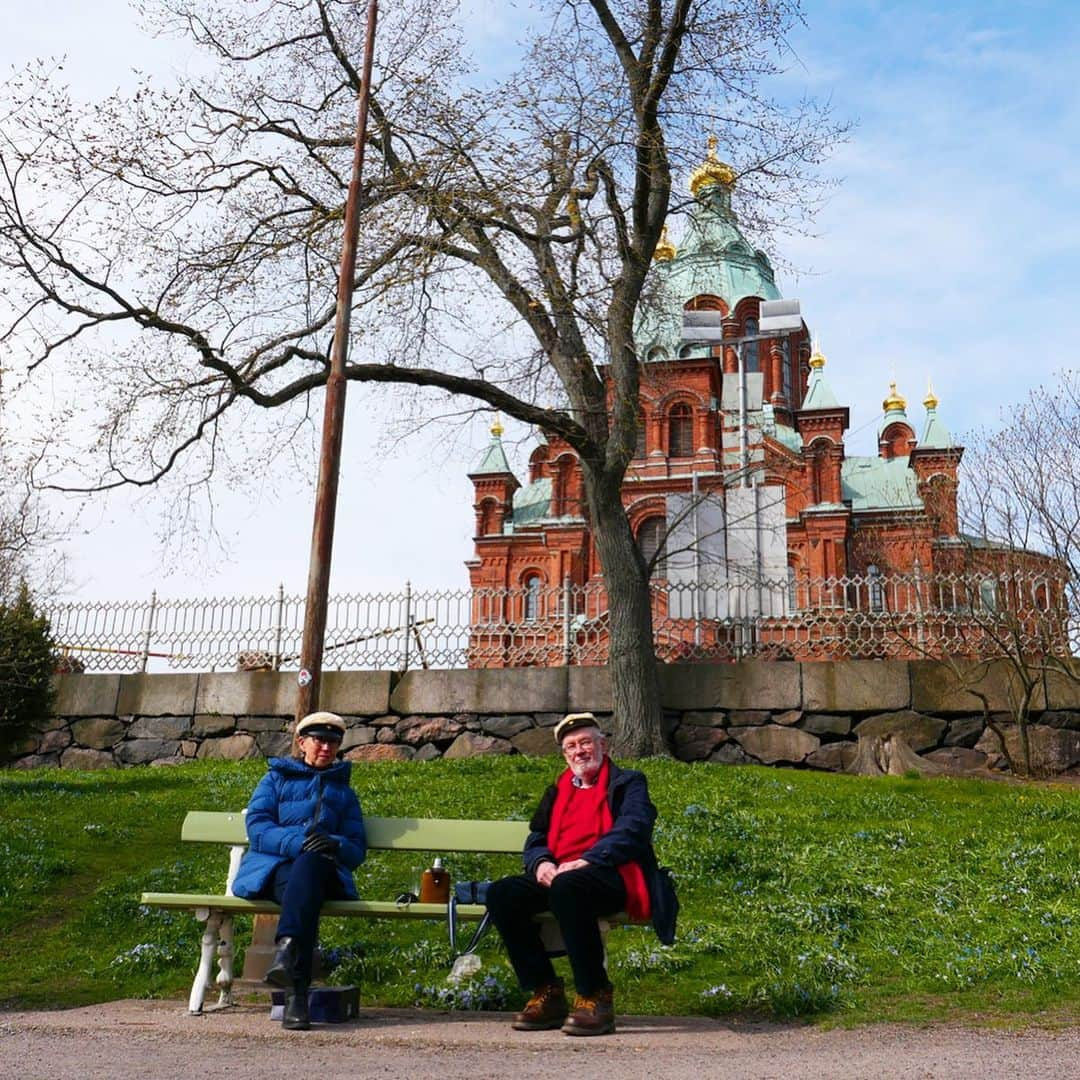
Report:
189,910,223,1015
210,915,236,1010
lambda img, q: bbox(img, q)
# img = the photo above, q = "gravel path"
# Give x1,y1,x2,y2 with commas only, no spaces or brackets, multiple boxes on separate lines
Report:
3,1001,1080,1080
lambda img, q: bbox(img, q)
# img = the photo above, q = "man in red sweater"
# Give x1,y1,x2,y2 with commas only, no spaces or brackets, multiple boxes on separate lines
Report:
486,712,675,1037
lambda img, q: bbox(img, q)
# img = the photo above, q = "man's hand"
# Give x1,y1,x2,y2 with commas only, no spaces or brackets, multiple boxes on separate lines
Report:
535,860,557,887
554,858,589,876
301,832,339,857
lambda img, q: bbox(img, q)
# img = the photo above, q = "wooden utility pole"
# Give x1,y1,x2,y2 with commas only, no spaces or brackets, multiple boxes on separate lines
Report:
295,0,379,723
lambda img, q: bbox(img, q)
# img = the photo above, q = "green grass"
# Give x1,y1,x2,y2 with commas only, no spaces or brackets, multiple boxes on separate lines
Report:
3,757,1080,1025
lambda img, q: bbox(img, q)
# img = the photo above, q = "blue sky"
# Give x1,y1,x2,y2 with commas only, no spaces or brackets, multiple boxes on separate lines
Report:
2,1,1077,601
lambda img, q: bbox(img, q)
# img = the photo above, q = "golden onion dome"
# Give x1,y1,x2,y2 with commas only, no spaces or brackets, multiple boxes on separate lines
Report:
689,135,736,198
809,343,827,370
923,381,939,410
653,224,676,261
490,416,504,437
883,381,907,413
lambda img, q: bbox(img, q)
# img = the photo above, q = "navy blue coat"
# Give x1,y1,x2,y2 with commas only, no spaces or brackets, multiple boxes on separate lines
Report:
523,760,677,945
232,756,367,900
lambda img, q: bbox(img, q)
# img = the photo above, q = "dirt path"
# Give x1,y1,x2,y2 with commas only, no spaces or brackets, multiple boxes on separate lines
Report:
3,1001,1080,1080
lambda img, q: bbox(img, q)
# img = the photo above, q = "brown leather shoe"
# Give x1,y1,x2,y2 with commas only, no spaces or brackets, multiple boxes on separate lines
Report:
562,987,615,1036
511,979,569,1031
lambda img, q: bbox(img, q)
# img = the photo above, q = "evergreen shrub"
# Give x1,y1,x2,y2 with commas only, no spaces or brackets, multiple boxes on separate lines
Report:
0,583,55,759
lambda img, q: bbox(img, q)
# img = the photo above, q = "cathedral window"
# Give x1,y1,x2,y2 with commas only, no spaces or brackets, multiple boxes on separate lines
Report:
868,564,884,613
523,574,544,622
637,516,667,577
668,403,694,458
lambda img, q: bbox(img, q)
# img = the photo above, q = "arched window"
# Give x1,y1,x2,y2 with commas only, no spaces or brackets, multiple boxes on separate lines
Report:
668,403,694,458
744,317,759,374
637,516,667,577
523,574,543,622
868,564,885,613
979,578,998,612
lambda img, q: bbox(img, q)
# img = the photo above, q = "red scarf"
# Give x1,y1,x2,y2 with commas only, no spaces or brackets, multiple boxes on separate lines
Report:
546,757,651,921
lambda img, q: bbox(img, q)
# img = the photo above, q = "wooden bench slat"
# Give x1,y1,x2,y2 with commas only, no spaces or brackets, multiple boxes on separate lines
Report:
139,893,491,920
180,811,529,853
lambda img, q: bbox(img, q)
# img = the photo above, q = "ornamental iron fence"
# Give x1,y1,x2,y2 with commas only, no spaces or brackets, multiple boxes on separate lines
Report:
45,570,1076,675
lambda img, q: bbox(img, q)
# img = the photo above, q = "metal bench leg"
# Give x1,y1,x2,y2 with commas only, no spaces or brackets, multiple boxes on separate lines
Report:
189,910,223,1015
210,915,236,1010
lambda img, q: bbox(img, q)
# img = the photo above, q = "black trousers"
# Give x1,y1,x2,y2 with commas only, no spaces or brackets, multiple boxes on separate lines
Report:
266,852,346,986
487,864,626,996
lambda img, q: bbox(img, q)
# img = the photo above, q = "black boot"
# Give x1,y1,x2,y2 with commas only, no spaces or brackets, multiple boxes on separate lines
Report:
264,936,298,989
282,985,311,1031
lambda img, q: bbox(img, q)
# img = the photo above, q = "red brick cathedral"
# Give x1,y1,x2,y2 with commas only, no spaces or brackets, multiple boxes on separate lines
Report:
465,143,1062,665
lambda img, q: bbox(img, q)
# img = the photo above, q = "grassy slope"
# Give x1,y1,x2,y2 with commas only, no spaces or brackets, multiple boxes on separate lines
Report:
2,758,1080,1024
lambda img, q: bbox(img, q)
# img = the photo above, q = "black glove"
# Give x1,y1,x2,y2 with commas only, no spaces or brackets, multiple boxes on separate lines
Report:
302,832,339,857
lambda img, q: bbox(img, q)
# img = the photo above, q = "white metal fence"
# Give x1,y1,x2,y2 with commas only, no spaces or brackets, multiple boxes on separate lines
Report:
45,570,1076,674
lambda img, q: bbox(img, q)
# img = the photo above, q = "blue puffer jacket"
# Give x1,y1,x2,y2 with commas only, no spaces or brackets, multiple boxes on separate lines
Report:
231,756,367,900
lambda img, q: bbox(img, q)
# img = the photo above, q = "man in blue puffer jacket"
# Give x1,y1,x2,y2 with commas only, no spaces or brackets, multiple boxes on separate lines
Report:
232,711,366,1030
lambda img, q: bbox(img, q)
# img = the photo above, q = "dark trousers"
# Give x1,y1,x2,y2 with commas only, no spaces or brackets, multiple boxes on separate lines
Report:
266,852,346,986
487,865,626,996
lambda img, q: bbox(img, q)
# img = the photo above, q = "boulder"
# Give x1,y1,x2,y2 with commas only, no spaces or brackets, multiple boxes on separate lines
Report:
196,734,258,761
534,713,565,728
237,715,287,733
413,743,442,762
370,714,399,727
70,717,125,750
192,714,237,737
39,728,72,753
12,752,60,769
255,733,292,757
116,739,182,765
1038,711,1080,731
480,715,533,738
853,710,946,752
60,747,115,770
376,727,398,744
129,716,191,740
924,746,989,773
444,732,514,759
805,742,857,773
511,727,559,757
773,710,803,727
944,717,984,748
711,742,754,765
345,744,415,762
727,710,771,728
395,715,463,746
802,713,852,737
672,725,728,762
680,710,726,728
732,725,820,764
341,726,376,750
975,724,1080,775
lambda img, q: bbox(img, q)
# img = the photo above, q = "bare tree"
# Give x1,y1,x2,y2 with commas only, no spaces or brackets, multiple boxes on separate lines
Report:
0,0,845,754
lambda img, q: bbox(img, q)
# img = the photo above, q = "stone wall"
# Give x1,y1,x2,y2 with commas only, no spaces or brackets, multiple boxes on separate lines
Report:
10,660,1080,775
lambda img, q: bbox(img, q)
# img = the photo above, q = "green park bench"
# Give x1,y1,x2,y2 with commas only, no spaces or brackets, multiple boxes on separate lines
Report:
141,811,635,1014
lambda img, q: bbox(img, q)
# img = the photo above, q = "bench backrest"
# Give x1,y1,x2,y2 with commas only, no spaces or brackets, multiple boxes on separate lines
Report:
181,810,529,853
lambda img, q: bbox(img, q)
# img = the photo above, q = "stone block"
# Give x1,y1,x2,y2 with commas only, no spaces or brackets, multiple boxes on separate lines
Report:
180,740,199,757
910,660,1047,715
924,747,988,773
511,727,560,757
680,710,726,728
567,666,612,712
238,715,287,733
13,753,60,769
727,710,770,727
805,742,857,772
256,733,292,758
129,716,191,740
192,713,237,737
116,739,182,765
1043,660,1080,710
60,747,116,770
672,725,728,762
71,717,125,750
376,727,397,744
391,668,569,716
117,674,199,718
975,724,1080,775
480,715,533,738
395,716,463,746
854,710,946,752
732,725,820,764
54,674,121,718
802,661,909,713
318,671,393,716
774,710,802,727
195,672,295,718
659,661,800,711
39,728,72,753
1037,711,1080,731
345,744,415,762
196,734,259,761
802,713,852,737
341,726,376,749
944,717,984,747
534,713,564,728
370,714,398,727
413,743,442,762
444,732,514,759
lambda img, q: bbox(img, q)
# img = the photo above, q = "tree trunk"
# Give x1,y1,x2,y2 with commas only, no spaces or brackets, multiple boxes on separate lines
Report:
582,461,666,757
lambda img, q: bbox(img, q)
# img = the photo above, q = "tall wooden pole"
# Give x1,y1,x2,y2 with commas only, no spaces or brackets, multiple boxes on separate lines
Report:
295,0,379,723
